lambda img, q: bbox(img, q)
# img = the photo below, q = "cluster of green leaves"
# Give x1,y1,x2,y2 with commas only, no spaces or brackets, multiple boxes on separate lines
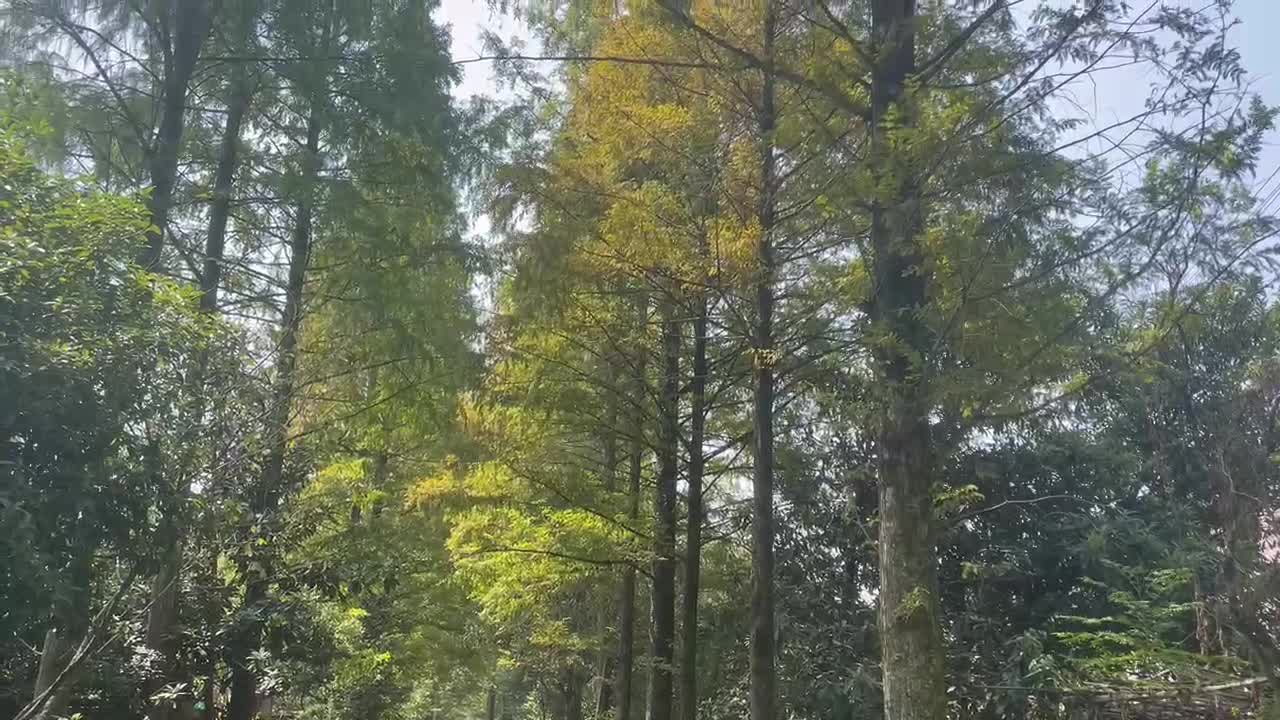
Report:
0,118,218,715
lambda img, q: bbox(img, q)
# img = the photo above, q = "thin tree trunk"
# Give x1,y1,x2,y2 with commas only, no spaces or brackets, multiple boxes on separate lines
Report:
596,654,617,719
648,301,680,720
488,685,498,720
138,0,211,269
67,7,210,703
680,286,707,720
616,427,641,720
200,69,253,315
616,307,647,720
188,67,253,717
868,3,947,720
596,364,620,719
750,7,778,720
226,103,322,720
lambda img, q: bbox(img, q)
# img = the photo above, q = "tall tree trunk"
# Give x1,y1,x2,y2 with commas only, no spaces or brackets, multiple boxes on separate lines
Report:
138,0,205,685
648,301,680,720
616,307,647,720
226,103,322,720
750,7,778,720
596,365,620,719
868,3,946,720
680,286,707,720
616,421,642,720
138,0,211,269
488,685,498,720
145,63,255,720
200,68,253,315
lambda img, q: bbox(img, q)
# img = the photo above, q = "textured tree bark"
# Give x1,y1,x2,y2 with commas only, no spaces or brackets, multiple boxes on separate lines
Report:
750,7,778,720
875,409,944,720
138,0,212,270
680,284,708,720
648,301,680,720
868,3,947,720
226,103,322,720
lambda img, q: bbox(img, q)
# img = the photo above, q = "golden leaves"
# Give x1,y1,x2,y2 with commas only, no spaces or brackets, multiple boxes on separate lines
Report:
568,19,696,178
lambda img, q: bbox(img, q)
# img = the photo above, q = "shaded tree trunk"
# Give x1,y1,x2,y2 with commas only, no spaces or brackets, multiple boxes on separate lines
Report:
146,60,256,720
868,3,947,720
750,7,778,720
616,427,641,720
616,307,647,720
200,66,254,315
648,301,680,720
680,284,707,720
596,363,620,719
29,628,74,720
226,102,322,720
139,0,212,269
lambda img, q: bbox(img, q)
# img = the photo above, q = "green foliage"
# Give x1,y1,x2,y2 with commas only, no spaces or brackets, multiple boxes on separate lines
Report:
0,120,214,712
3,2,1280,720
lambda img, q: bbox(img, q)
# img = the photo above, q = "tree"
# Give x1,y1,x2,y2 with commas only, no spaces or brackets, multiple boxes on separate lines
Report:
0,115,215,720
3,1,1280,720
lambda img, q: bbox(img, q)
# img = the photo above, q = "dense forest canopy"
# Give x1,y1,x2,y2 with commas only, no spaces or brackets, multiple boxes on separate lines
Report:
2,0,1280,719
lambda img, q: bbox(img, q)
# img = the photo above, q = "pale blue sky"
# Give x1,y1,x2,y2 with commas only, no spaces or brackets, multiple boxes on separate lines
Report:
436,0,1280,189
1235,0,1279,98
1224,0,1278,190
